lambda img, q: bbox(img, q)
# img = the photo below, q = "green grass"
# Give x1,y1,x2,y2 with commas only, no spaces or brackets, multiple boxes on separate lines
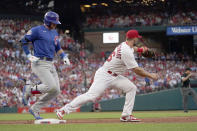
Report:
0,111,197,131
1,110,197,120
1,123,197,131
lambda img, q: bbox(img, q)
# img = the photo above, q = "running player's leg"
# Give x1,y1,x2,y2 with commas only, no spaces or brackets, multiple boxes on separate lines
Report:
31,61,60,112
63,80,106,113
51,64,60,93
111,75,137,116
30,62,56,93
60,72,108,114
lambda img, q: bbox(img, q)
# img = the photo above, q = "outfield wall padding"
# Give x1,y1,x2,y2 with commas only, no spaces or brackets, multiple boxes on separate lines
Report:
80,88,197,112
0,107,17,113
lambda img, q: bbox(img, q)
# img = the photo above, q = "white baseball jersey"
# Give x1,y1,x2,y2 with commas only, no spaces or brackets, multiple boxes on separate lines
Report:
102,42,138,75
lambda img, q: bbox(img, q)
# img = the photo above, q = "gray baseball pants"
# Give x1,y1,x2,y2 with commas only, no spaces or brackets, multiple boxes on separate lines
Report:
180,88,197,111
30,60,60,112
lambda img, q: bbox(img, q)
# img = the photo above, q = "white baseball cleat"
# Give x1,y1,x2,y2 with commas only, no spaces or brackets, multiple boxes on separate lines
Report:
56,109,66,120
120,115,141,122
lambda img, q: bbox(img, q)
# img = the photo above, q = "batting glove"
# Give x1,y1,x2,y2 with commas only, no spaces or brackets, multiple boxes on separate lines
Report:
63,56,70,65
27,54,39,62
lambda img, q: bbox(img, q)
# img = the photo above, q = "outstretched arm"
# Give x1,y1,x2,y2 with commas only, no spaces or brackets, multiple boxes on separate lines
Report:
133,46,148,53
132,67,158,80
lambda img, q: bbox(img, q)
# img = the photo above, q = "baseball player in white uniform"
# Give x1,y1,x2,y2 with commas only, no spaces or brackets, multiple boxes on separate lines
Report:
56,29,158,122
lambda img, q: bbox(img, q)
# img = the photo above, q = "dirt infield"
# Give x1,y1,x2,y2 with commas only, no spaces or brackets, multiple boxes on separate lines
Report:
0,116,197,124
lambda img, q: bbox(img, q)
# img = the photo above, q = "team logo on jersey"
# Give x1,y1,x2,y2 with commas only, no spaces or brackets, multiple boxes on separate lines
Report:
54,36,59,45
26,30,32,35
107,44,122,62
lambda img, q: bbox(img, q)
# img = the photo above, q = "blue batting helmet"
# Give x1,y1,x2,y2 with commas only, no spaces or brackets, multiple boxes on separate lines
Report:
44,11,61,26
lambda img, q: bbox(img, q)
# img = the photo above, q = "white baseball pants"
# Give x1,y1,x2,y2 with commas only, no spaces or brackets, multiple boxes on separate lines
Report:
61,67,137,116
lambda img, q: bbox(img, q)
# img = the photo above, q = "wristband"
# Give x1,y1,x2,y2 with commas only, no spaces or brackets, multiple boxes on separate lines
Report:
27,54,31,58
137,48,143,53
22,44,30,55
60,52,66,59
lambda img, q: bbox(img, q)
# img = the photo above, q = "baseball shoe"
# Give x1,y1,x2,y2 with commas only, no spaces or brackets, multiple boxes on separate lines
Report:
120,115,141,122
56,109,66,120
22,80,31,106
29,109,43,120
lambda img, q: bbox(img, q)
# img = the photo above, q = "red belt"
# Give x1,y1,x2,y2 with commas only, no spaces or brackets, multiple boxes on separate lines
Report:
107,70,118,77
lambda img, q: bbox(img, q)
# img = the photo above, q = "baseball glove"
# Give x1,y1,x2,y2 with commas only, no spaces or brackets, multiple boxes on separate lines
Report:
141,49,155,58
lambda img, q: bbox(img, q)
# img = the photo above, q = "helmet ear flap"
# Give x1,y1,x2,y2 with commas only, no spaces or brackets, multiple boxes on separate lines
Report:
43,19,51,26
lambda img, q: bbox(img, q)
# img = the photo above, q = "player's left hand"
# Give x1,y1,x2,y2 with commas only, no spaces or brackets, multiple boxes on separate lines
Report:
135,46,148,53
63,56,70,65
27,54,39,63
141,46,148,53
141,48,155,58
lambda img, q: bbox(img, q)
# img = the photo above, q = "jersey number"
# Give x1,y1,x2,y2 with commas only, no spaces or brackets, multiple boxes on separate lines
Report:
107,51,116,62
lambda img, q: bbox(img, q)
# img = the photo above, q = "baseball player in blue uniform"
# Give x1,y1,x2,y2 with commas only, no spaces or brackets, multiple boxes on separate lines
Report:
20,11,70,120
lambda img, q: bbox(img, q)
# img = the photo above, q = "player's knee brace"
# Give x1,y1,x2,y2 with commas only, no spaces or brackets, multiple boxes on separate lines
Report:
31,85,41,94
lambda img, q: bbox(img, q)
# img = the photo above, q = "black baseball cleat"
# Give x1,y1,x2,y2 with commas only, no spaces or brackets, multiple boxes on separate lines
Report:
184,110,188,113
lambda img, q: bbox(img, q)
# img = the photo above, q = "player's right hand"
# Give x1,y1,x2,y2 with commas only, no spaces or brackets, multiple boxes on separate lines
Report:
63,56,71,66
27,54,39,62
188,73,193,77
150,73,159,80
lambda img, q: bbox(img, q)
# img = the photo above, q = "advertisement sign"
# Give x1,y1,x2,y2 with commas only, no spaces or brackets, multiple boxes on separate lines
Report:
18,107,80,113
167,26,197,36
103,32,119,44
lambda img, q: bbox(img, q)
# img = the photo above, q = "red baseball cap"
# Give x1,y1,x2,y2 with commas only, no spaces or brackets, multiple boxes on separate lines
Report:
126,30,142,39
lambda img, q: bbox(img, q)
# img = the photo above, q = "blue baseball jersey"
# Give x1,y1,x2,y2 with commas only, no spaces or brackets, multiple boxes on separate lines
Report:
24,25,61,59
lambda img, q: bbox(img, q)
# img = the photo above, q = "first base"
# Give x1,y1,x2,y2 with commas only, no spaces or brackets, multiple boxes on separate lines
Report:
34,119,66,124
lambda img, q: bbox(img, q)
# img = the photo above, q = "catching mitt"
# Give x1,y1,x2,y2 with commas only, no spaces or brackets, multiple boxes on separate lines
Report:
141,49,155,58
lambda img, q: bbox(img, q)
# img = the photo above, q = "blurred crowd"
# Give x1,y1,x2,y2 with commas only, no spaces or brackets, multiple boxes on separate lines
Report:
0,19,39,47
83,11,197,28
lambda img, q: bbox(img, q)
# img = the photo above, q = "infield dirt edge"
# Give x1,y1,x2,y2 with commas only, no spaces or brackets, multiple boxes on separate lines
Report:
0,116,197,124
